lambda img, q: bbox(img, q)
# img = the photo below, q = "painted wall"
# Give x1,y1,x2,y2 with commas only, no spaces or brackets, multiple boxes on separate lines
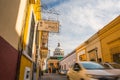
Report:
0,0,42,80
99,16,120,63
60,16,120,66
0,0,20,49
59,51,76,70
77,48,87,61
0,36,18,80
19,0,42,80
0,0,20,80
19,55,32,80
86,36,102,62
76,43,87,61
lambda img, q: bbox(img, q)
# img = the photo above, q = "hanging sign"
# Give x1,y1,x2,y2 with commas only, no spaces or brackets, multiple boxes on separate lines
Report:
42,31,49,44
38,20,59,33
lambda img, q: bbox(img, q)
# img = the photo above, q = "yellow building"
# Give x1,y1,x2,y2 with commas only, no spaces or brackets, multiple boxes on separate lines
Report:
76,43,87,61
76,33,102,62
47,43,64,73
98,15,120,63
0,0,42,80
85,33,102,62
17,0,42,80
47,57,59,73
17,0,58,79
75,16,120,63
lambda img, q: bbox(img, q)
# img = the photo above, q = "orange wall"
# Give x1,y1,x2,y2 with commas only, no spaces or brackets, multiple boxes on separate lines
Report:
99,16,120,62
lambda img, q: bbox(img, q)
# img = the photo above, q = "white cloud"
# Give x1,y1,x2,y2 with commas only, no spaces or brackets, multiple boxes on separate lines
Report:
41,0,120,56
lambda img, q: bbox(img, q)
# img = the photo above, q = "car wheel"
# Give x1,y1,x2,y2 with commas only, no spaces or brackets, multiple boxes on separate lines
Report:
80,78,84,80
67,76,70,80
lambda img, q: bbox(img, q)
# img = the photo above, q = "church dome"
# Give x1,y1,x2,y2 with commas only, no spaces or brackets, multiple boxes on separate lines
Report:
54,43,64,57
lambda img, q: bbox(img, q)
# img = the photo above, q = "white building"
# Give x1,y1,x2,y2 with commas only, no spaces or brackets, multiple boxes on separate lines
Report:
59,50,76,70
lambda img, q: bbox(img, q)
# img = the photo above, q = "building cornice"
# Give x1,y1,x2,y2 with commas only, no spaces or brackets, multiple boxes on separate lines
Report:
98,15,120,37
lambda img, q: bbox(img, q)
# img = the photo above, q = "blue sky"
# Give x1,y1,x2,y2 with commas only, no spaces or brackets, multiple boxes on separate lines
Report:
41,0,120,56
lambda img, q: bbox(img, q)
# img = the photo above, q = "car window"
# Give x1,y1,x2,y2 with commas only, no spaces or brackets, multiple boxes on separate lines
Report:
102,64,111,69
73,63,81,71
110,63,120,69
81,62,105,70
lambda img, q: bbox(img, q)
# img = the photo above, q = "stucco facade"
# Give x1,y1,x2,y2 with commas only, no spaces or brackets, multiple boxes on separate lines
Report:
0,0,20,80
76,43,87,61
47,43,64,73
0,0,42,80
85,33,102,62
61,16,120,67
18,0,42,80
76,33,102,62
59,50,76,70
98,15,120,63
0,0,20,49
0,37,18,80
47,57,59,73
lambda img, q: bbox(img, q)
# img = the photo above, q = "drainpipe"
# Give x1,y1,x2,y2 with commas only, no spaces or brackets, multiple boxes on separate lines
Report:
15,17,25,80
15,34,24,80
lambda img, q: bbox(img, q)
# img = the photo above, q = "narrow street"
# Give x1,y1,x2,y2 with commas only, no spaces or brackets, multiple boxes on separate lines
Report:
40,73,68,80
1,0,120,80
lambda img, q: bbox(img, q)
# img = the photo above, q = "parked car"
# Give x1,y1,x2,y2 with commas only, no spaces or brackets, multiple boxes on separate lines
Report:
101,62,120,69
59,70,67,75
67,61,120,80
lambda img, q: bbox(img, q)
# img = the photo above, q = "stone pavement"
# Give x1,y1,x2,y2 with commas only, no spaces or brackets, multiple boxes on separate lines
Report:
40,73,68,80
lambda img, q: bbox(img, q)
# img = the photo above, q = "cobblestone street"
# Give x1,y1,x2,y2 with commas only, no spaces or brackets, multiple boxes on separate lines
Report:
40,73,68,80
